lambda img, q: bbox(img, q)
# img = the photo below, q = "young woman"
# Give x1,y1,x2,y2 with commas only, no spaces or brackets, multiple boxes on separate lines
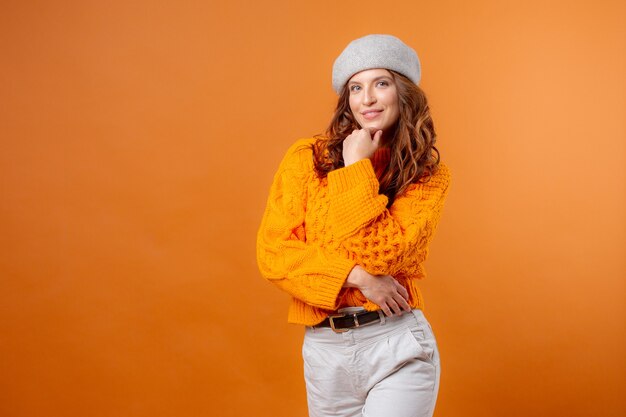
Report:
257,34,451,417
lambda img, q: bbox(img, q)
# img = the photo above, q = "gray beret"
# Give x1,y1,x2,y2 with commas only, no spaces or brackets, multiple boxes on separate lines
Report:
332,34,421,94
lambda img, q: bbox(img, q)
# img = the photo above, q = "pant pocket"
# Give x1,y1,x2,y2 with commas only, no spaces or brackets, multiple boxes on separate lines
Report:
405,323,436,366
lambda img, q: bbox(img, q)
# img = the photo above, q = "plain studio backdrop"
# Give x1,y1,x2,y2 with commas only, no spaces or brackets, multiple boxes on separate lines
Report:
0,1,624,416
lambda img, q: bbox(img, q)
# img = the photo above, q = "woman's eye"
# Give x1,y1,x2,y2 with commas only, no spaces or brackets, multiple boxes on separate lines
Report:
377,81,389,87
349,85,361,92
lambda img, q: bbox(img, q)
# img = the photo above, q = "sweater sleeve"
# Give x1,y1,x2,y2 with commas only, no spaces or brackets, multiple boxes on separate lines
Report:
256,139,356,310
327,158,451,278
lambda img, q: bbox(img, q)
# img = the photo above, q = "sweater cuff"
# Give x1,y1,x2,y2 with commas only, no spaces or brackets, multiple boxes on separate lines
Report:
313,257,356,311
326,158,387,239
327,158,379,195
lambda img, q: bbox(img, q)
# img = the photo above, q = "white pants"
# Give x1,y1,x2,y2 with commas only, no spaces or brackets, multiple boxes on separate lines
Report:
302,309,440,417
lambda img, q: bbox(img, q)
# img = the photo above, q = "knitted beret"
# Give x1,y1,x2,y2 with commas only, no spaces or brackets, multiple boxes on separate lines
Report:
332,34,421,94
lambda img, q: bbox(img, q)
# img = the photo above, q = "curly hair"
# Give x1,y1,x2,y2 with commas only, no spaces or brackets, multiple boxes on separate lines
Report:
310,70,440,206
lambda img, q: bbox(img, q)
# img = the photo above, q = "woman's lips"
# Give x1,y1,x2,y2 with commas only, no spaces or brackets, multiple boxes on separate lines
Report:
361,110,383,120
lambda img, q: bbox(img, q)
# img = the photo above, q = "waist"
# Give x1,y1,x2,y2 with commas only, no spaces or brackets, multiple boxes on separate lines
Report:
305,308,427,345
286,284,426,326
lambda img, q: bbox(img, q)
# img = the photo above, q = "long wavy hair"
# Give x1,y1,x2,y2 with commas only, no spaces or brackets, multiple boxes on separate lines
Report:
311,70,440,206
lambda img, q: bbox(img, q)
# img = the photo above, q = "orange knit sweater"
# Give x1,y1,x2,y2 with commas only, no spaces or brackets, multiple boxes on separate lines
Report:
256,137,451,326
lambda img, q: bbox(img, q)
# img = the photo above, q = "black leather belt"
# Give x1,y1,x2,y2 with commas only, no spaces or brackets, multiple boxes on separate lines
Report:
316,310,383,333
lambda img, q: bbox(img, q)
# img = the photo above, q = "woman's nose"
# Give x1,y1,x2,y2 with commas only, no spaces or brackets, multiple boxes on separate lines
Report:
363,92,376,105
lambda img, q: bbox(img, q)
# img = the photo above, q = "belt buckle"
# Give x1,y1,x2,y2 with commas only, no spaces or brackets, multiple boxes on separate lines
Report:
328,313,361,334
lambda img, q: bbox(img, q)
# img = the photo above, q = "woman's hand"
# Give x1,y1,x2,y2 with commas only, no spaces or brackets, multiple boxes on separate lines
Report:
342,129,382,166
344,265,411,317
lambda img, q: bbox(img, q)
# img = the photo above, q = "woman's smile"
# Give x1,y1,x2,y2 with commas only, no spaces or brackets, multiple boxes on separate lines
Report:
361,109,384,120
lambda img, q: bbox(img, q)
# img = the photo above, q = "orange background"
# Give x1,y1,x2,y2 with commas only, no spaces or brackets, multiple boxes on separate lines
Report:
1,1,624,416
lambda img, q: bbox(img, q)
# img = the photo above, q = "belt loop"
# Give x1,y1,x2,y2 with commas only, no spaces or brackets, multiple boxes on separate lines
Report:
377,310,386,325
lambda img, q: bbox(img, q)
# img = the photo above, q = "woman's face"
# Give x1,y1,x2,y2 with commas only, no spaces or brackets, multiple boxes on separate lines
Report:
347,68,400,136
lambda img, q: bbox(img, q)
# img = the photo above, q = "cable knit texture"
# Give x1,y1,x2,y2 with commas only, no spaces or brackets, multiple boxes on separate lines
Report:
256,137,451,326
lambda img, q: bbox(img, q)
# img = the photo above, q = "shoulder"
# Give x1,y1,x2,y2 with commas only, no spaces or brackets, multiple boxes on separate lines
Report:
430,161,451,188
286,137,317,157
278,137,319,172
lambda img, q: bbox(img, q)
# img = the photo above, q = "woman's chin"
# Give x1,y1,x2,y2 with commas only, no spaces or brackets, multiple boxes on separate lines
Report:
358,123,383,134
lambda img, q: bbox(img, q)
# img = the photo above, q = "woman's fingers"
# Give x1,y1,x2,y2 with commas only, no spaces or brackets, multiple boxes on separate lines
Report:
351,269,412,317
388,298,405,316
394,280,409,300
381,303,393,318
342,128,380,166
385,278,411,315
396,292,412,312
389,279,411,312
383,298,410,317
381,282,411,316
372,129,382,147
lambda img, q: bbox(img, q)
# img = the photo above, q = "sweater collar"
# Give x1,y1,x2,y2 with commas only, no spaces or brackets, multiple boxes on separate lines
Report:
371,147,391,178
